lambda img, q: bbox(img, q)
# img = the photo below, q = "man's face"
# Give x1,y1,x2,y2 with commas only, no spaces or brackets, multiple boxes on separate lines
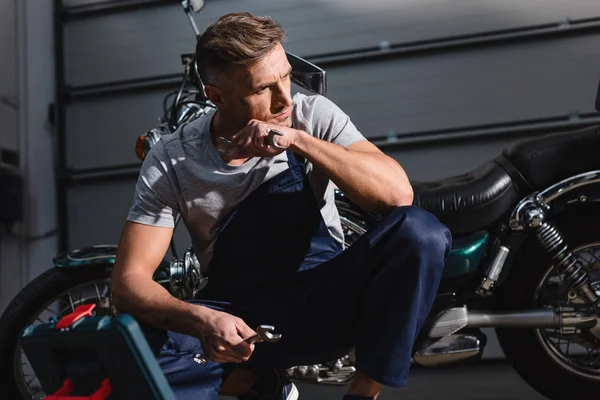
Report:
212,43,294,129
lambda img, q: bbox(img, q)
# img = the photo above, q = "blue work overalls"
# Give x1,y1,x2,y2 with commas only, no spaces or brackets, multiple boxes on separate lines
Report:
156,150,452,399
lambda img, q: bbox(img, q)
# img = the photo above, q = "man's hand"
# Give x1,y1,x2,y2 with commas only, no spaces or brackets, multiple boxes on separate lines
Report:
229,119,298,158
196,307,258,364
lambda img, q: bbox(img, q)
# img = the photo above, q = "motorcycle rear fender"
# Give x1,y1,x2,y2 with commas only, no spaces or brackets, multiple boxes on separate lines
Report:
538,170,600,208
510,170,600,230
53,244,119,268
53,244,170,273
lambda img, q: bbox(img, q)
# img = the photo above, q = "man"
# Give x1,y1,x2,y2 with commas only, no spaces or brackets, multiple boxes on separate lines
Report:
112,11,451,400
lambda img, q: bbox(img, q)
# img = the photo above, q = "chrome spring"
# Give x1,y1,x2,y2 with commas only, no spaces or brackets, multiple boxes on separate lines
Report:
536,222,589,290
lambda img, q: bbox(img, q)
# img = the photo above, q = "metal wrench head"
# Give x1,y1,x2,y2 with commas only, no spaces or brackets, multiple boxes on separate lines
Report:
256,325,282,342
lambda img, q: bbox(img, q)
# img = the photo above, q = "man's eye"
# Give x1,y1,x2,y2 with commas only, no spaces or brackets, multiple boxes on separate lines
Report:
256,87,268,94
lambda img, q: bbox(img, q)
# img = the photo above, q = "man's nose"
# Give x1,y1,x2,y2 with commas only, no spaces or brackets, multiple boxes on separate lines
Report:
273,81,292,108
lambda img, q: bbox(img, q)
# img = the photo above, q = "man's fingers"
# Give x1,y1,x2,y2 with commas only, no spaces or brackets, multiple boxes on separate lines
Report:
207,342,248,363
237,320,257,339
230,339,254,358
254,132,266,149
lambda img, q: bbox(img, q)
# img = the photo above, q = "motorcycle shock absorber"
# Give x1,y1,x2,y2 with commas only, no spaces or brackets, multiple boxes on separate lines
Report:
523,205,599,305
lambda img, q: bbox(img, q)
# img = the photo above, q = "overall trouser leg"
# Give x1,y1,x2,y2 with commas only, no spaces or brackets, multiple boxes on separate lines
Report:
280,205,452,387
353,205,452,386
156,330,235,400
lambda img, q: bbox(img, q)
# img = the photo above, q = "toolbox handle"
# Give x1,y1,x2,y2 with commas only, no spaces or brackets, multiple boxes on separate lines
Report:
55,304,97,329
44,377,113,400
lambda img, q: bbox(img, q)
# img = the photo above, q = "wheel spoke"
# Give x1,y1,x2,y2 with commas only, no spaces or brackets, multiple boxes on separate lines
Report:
95,284,102,303
67,293,75,311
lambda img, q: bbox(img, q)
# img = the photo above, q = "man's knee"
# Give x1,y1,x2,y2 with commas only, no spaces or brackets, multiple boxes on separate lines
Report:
388,205,452,263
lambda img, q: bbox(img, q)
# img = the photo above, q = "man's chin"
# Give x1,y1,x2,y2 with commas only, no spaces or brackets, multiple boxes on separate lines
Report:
270,116,292,127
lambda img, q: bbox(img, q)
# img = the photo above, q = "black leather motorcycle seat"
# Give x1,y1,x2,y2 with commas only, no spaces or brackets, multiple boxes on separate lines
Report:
411,161,519,236
502,124,600,191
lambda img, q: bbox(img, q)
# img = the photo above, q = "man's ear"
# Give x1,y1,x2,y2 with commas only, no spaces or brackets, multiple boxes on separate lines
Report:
204,85,225,107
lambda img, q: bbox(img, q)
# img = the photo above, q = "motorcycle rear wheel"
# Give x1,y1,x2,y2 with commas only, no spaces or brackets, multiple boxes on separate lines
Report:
496,205,600,400
0,265,114,400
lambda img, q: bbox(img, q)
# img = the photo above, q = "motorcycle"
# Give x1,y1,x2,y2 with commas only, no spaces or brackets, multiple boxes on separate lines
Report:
2,1,600,399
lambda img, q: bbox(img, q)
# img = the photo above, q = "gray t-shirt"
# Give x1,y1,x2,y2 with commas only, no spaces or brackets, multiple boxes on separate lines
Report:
127,92,365,270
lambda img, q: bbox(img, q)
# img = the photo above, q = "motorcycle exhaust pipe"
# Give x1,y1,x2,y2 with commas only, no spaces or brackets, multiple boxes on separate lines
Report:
430,306,597,337
465,308,597,329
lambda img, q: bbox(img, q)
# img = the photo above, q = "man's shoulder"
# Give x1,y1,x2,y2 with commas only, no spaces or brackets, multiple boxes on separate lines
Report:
292,92,343,125
152,112,211,156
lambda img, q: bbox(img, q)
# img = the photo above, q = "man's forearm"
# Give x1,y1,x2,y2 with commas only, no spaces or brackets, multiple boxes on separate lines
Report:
112,271,207,337
289,131,413,213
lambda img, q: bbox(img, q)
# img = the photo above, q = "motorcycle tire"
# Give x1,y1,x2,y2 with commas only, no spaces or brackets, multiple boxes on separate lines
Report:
0,265,113,400
495,204,600,400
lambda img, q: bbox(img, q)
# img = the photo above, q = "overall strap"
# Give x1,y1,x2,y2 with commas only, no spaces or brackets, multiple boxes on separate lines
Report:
285,150,305,168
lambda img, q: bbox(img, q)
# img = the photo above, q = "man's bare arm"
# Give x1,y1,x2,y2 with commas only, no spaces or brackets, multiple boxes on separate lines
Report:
112,221,257,362
290,133,413,213
111,221,208,336
231,121,412,213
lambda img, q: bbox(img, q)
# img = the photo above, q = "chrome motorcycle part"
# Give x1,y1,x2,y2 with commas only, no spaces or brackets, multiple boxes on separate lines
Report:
466,307,597,330
285,353,356,385
510,191,599,304
477,245,510,296
509,194,543,231
181,0,203,38
536,220,598,304
413,333,483,367
538,170,600,205
509,171,600,232
169,248,206,300
429,306,597,333
428,306,468,338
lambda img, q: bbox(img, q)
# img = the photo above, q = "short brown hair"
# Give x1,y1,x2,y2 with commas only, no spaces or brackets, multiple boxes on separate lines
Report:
195,12,287,86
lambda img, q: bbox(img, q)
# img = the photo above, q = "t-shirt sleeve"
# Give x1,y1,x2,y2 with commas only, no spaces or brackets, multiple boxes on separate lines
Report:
127,141,180,228
299,94,366,147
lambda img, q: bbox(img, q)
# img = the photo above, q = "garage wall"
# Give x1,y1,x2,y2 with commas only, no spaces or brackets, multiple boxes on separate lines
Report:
56,0,600,358
0,0,18,153
59,0,600,250
0,0,20,313
0,0,58,312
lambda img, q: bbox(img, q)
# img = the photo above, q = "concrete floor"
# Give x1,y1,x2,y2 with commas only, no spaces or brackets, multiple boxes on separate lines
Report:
219,361,548,400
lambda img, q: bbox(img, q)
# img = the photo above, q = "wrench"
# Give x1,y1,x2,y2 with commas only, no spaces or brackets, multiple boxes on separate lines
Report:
216,129,286,156
244,324,282,345
193,324,282,365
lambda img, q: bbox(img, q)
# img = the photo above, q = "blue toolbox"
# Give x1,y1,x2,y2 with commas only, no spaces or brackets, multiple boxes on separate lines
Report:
19,304,175,399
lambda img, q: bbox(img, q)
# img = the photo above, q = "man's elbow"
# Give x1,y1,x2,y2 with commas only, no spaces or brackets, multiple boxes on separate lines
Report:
388,184,414,207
